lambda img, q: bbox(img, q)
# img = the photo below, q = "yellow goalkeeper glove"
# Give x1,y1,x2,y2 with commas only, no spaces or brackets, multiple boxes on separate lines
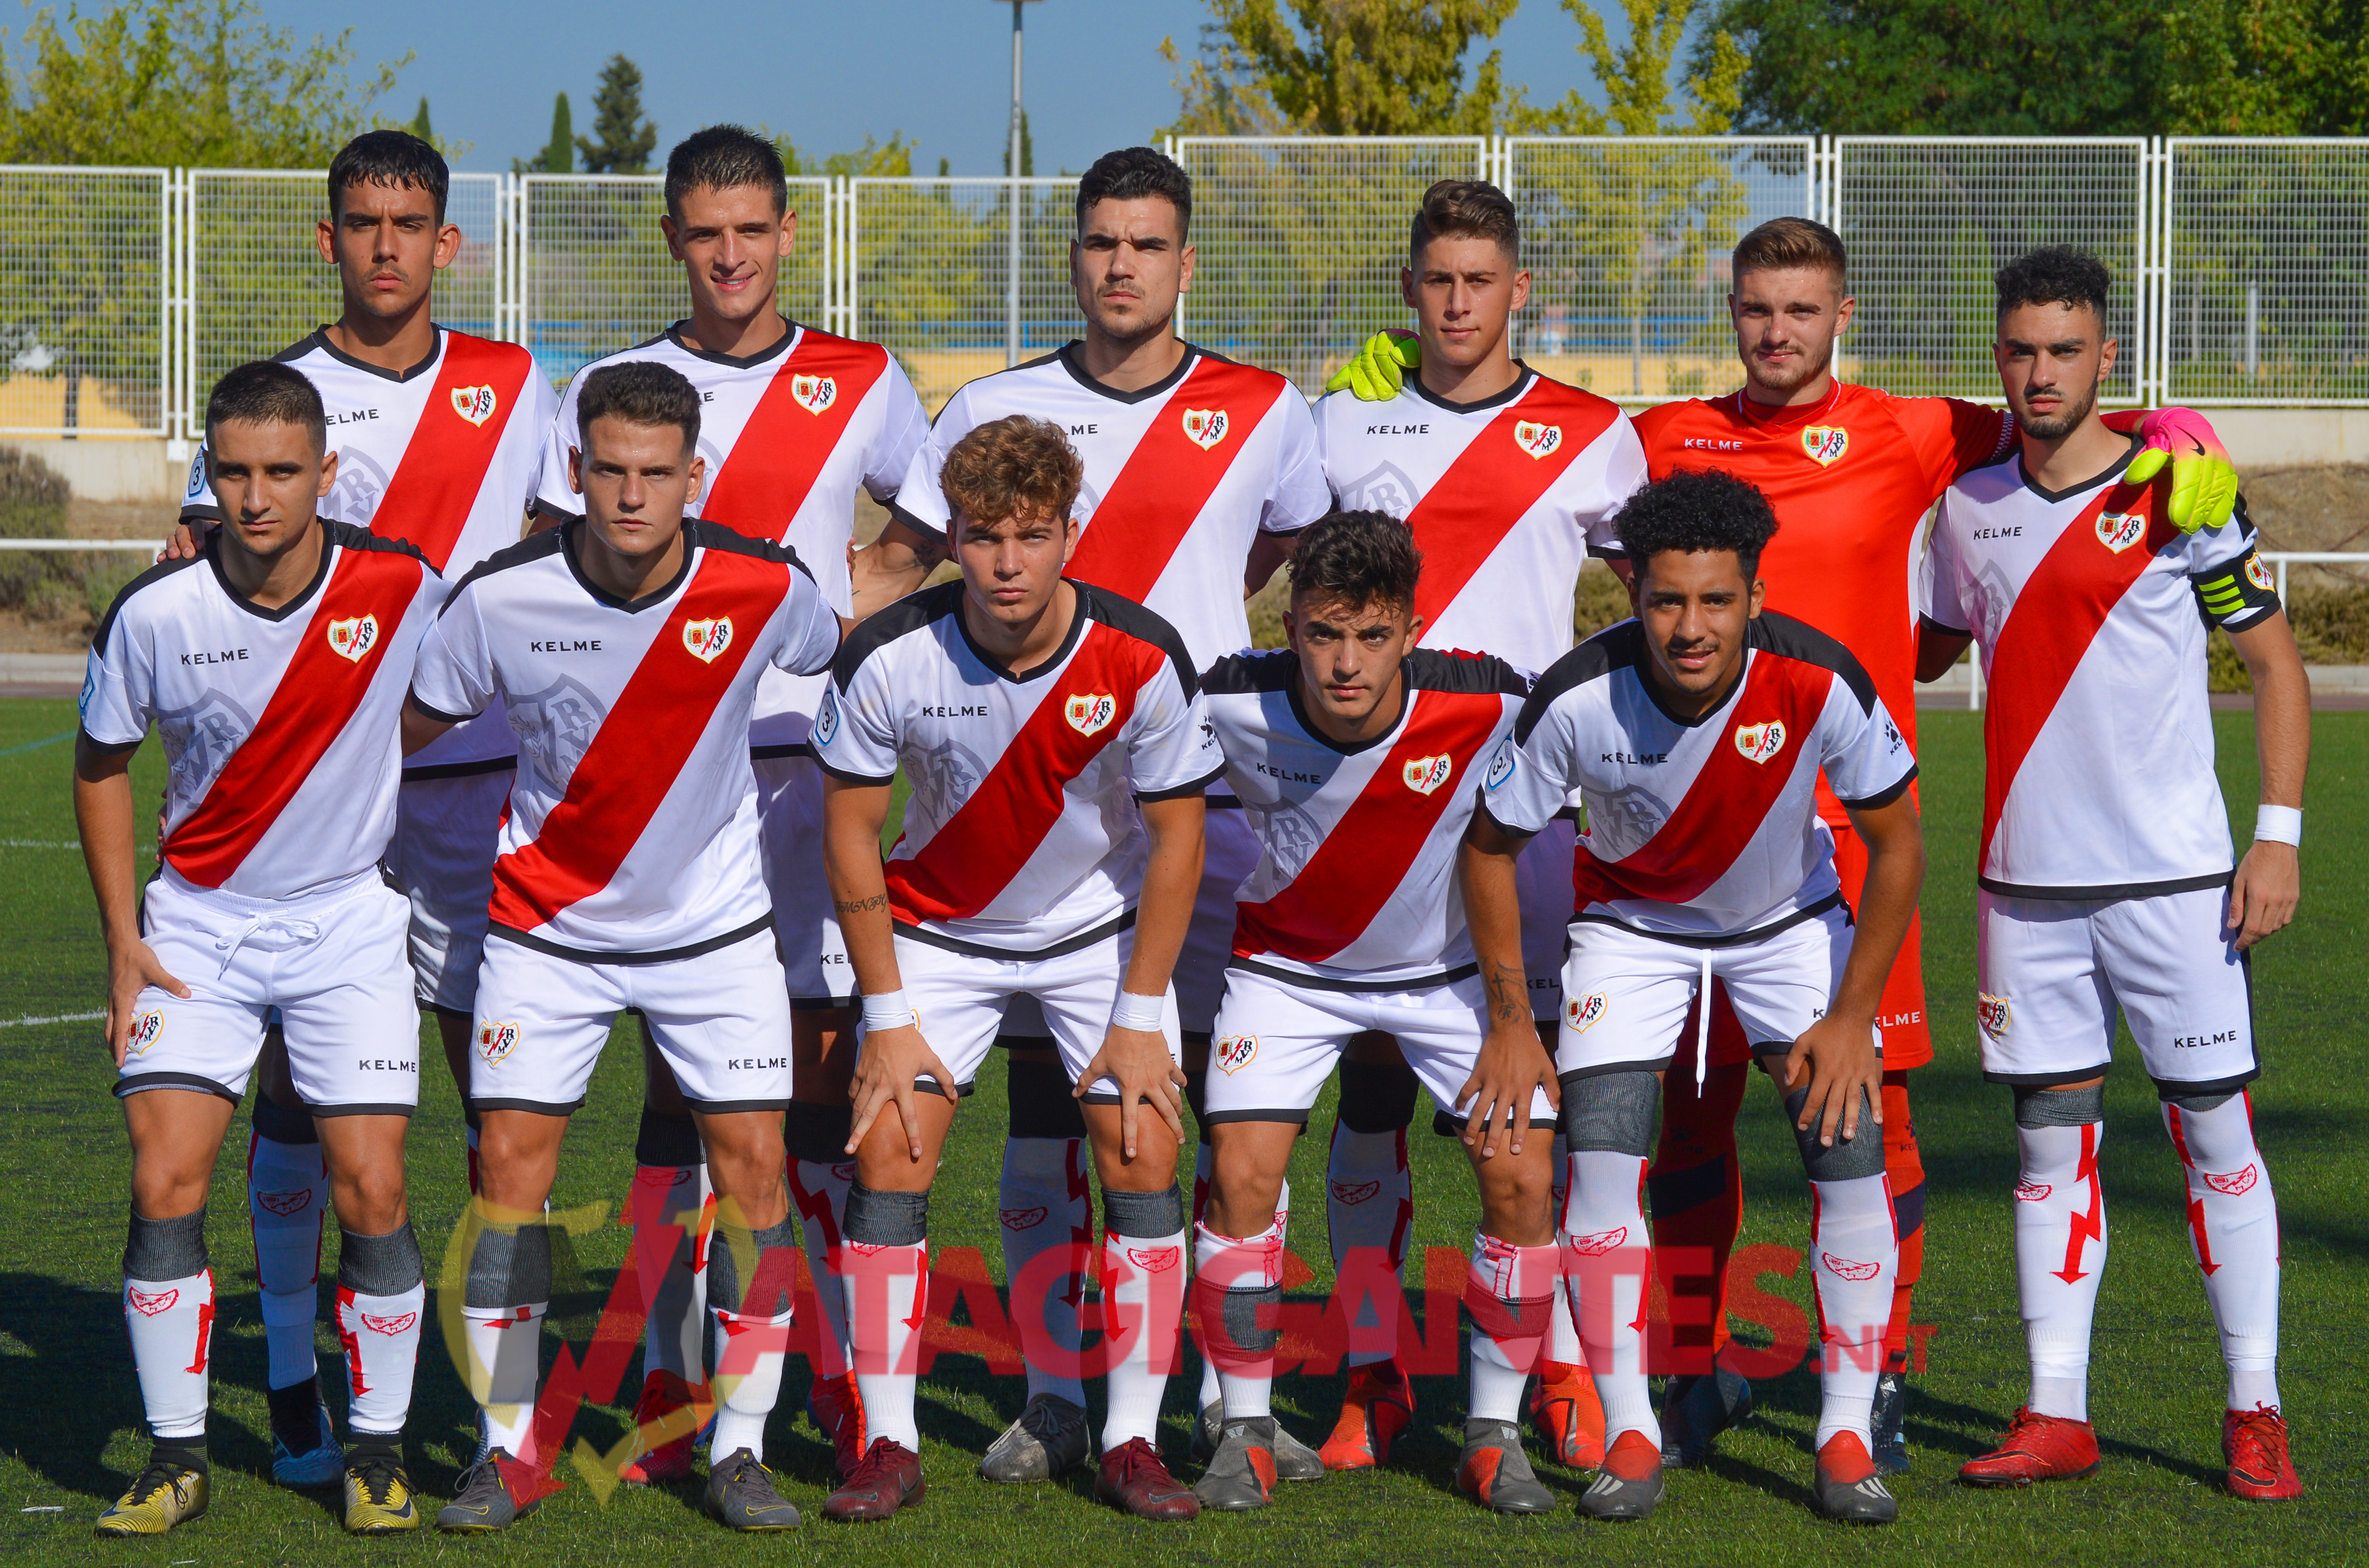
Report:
2126,408,2238,535
1324,329,1422,402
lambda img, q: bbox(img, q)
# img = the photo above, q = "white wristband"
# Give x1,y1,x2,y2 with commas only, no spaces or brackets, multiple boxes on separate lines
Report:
2254,805,2302,846
1110,990,1166,1032
861,989,915,1031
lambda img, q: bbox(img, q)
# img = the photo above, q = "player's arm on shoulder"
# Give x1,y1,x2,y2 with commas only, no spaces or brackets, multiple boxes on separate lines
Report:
1915,616,1973,682
2224,606,2309,950
400,591,492,754
2124,408,2238,535
849,512,948,617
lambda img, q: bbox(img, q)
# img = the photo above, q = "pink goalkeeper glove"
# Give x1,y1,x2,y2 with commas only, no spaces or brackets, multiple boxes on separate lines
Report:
2129,408,2238,535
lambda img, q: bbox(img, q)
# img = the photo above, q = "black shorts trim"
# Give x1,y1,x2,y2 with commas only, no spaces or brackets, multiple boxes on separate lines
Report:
679,1095,795,1115
307,1101,417,1119
750,742,814,762
1557,1059,1674,1088
467,1096,587,1116
2153,1067,2264,1100
488,911,776,966
1204,795,1245,810
1227,957,1478,995
891,908,1134,963
913,1078,978,1099
1978,871,2234,902
1572,891,1845,950
401,756,517,783
1136,767,1228,805
115,1071,238,1102
1201,1107,1313,1126
995,1034,1058,1049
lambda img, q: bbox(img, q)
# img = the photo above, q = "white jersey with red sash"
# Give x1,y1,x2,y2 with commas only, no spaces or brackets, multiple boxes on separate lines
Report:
79,522,444,900
1922,443,2280,898
181,327,553,774
1315,367,1646,679
899,343,1329,671
534,320,930,748
1203,648,1528,986
1483,614,1915,941
406,521,841,958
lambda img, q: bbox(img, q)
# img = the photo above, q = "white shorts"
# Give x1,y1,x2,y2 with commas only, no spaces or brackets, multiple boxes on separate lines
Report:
1976,883,2257,1092
1556,904,1852,1078
469,922,796,1114
118,870,420,1114
1517,819,1579,1022
1174,805,1261,1038
385,765,512,1015
1205,963,1555,1127
754,750,856,1006
875,924,1181,1102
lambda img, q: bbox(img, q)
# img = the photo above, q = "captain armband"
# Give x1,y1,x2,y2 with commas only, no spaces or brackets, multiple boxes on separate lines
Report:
2191,548,2281,631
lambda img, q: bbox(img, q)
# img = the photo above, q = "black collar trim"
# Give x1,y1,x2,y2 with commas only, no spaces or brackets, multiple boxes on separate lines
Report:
207,520,337,622
1410,362,1534,414
663,318,800,370
1636,640,1752,730
561,519,697,613
1054,340,1199,404
291,326,443,384
957,578,1091,683
2018,433,2139,504
1285,670,1411,757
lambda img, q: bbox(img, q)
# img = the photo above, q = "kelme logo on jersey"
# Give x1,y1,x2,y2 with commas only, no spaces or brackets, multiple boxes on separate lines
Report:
1802,426,1848,466
1402,753,1453,795
1181,407,1228,450
1216,1033,1258,1074
683,617,734,663
1978,992,2013,1038
1565,991,1608,1032
791,374,838,415
1065,692,1118,736
813,686,842,747
476,1021,520,1064
2097,511,2147,553
1733,719,1787,764
326,613,379,663
1514,420,1562,459
450,384,498,427
126,1010,164,1057
2246,553,2276,592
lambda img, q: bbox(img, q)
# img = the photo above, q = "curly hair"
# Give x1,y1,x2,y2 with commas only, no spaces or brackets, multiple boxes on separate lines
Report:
1287,509,1423,612
940,416,1084,529
1995,245,2112,325
1615,469,1780,579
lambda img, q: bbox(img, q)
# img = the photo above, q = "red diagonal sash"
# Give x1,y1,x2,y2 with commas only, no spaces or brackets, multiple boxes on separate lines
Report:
1405,381,1621,637
1063,357,1279,601
888,622,1157,925
699,331,888,542
489,549,788,930
1233,688,1507,963
1574,651,1825,908
167,546,424,886
370,332,534,572
1979,477,2177,869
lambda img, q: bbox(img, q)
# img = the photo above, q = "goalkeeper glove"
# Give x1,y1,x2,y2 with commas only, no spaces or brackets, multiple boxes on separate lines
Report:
1324,329,1422,402
2127,407,2238,535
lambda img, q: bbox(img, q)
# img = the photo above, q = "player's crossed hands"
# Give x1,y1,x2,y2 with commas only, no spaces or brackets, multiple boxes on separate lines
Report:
846,1021,961,1163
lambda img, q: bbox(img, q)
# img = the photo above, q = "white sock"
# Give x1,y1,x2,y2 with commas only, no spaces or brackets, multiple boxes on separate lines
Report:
1195,1219,1284,1420
247,1130,327,1391
711,1306,792,1461
1467,1233,1558,1424
1543,1133,1582,1372
2015,1120,2107,1422
2164,1093,2283,1411
462,1303,547,1456
844,1240,928,1452
1099,1221,1188,1450
126,1269,215,1439
789,1158,857,1378
1328,1122,1412,1369
1565,1149,1659,1449
1000,1136,1090,1408
1809,1173,1898,1451
631,1163,710,1392
335,1282,425,1436
1193,1143,1221,1410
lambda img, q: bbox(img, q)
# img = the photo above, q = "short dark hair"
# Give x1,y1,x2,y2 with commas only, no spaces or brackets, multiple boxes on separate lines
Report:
1731,216,1847,287
1076,146,1191,238
665,124,788,220
1409,179,1518,267
328,130,449,223
941,416,1084,527
1616,470,1780,580
206,361,326,453
1995,245,2112,325
576,361,702,451
1287,509,1424,613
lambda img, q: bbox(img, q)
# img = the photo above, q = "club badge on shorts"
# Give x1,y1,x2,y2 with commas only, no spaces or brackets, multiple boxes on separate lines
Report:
126,1010,164,1056
791,374,837,415
1181,407,1228,449
1065,692,1117,736
451,385,498,427
476,1021,521,1064
683,616,734,663
1978,992,2012,1039
1402,753,1453,795
1565,991,1608,1032
2097,511,2146,553
1733,719,1787,764
1514,420,1562,459
326,613,379,662
1216,1033,1258,1074
1803,426,1848,466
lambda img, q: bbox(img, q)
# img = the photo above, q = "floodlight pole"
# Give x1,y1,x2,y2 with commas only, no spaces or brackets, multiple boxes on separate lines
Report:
1004,0,1041,367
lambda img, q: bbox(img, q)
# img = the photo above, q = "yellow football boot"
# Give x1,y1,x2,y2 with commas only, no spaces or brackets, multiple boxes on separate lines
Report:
94,1458,209,1538
342,1454,420,1534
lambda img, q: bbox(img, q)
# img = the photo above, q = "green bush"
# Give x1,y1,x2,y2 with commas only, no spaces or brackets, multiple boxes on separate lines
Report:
0,444,71,608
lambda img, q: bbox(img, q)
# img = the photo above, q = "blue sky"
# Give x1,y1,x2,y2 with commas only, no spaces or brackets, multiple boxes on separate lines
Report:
242,0,1627,174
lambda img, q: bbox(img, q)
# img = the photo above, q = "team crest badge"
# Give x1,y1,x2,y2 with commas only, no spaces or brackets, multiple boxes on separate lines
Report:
326,613,379,663
1733,720,1787,764
1978,992,2012,1039
791,374,837,414
2246,554,2276,592
999,1206,1048,1230
256,1190,312,1216
476,1021,520,1064
361,1310,419,1335
683,617,734,663
1565,991,1608,1032
127,1287,179,1317
1181,407,1228,450
2205,1164,2259,1196
2097,511,2147,553
1216,1034,1258,1074
1821,1253,1880,1282
1514,420,1562,459
451,384,498,427
1569,1226,1628,1257
1802,426,1848,466
125,1010,164,1057
1402,753,1453,795
1065,692,1118,736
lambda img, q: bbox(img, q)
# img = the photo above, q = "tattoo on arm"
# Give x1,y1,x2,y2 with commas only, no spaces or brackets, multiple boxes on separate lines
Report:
833,894,888,917
1484,961,1526,1023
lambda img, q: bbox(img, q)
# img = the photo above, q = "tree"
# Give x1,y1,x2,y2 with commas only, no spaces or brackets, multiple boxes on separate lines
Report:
409,94,432,141
1001,110,1034,177
1159,0,1521,138
1520,0,1746,134
516,92,573,174
2156,0,2369,134
575,52,656,174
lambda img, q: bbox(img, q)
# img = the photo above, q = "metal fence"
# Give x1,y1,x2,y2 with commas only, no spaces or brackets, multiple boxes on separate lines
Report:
5,136,2368,439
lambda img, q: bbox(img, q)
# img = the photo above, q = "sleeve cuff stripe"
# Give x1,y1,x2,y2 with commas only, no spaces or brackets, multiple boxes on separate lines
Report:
815,760,895,786
407,695,476,725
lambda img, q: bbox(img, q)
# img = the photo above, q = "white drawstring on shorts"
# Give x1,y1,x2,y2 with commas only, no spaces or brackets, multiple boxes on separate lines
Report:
1696,949,1714,1090
212,913,322,974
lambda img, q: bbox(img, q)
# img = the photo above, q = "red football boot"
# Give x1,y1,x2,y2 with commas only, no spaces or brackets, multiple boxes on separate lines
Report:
1530,1360,1605,1469
2223,1406,2302,1501
823,1438,926,1522
1958,1408,2101,1486
1318,1360,1416,1470
808,1372,868,1479
1094,1437,1200,1520
616,1370,705,1485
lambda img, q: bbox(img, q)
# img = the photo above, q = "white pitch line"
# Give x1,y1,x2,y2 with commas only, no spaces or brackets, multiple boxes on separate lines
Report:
0,1011,102,1028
